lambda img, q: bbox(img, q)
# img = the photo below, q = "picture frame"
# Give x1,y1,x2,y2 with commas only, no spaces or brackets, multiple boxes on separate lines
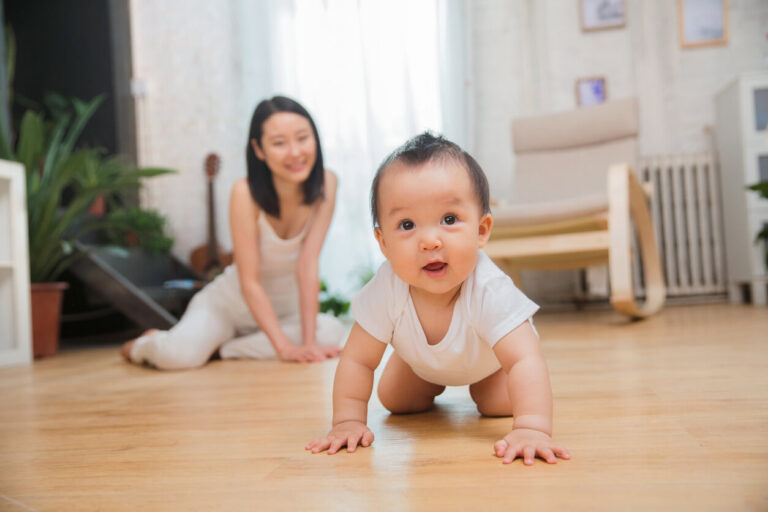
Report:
576,76,607,107
580,0,625,32
679,0,729,48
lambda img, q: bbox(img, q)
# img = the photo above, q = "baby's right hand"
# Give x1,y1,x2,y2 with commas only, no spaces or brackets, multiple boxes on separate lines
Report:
305,421,374,454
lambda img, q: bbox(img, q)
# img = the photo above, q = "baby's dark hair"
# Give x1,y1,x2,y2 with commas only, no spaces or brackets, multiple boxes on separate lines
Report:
370,132,490,227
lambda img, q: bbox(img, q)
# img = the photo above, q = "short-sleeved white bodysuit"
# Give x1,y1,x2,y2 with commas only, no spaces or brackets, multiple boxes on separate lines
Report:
351,251,539,386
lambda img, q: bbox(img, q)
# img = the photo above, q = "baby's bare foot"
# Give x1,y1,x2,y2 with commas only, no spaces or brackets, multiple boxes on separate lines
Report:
121,329,159,362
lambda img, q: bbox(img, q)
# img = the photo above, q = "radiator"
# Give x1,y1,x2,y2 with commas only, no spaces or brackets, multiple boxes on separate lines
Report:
586,153,727,299
639,153,726,297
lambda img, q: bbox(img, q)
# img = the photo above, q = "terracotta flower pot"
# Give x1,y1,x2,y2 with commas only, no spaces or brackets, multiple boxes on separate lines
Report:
88,194,106,216
30,282,69,358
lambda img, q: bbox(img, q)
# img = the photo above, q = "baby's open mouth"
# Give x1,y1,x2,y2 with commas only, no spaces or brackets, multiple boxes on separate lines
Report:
423,262,446,272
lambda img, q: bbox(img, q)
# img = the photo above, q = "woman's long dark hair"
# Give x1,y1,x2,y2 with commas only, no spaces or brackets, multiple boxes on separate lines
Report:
246,96,325,218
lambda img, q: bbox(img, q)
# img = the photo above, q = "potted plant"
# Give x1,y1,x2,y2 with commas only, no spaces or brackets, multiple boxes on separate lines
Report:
103,206,174,254
0,94,173,357
747,180,768,270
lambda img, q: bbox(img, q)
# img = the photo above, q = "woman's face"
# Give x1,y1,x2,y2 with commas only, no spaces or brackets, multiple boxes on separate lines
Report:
252,112,317,185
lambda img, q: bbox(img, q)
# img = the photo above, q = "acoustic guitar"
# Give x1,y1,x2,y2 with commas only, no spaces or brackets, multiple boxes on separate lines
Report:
189,153,233,279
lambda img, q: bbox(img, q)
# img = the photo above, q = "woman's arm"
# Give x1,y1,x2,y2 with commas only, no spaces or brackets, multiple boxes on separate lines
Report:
229,178,321,362
296,170,338,347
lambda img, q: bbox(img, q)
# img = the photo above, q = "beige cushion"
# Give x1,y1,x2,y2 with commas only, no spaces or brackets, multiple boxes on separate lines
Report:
512,137,637,204
512,97,638,152
508,98,639,207
492,193,608,227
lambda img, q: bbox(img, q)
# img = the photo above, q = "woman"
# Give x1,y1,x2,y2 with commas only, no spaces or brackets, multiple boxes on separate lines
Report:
122,96,345,369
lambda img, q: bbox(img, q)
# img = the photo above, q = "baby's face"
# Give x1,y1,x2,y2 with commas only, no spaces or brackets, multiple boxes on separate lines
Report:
374,159,492,300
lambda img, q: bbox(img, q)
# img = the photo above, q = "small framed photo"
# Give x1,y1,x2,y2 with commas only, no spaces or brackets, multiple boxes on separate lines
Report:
580,0,625,32
679,0,729,48
576,77,607,107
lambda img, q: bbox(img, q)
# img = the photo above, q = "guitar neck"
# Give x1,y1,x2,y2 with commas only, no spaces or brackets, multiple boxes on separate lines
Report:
206,180,219,264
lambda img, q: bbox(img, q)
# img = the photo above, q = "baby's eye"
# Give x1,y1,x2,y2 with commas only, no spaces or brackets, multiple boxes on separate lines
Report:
399,220,415,231
442,214,457,225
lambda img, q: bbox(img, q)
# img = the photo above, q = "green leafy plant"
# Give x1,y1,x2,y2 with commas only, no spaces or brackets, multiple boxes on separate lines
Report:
0,94,174,282
104,206,174,254
747,181,768,269
317,268,376,318
319,280,350,317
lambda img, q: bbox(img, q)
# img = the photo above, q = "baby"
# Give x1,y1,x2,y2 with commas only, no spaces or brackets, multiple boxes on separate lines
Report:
306,133,569,465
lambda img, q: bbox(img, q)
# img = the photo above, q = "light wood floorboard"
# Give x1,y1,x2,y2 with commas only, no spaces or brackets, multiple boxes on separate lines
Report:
1,303,767,511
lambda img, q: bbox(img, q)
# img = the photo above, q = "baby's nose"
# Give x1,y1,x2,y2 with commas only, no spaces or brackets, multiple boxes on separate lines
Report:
419,237,442,251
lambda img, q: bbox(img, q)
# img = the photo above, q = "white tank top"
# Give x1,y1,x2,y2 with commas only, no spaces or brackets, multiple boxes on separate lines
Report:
255,212,312,317
212,209,312,322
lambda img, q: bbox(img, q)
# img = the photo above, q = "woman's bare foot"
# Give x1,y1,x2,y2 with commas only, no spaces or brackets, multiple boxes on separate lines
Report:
121,329,159,362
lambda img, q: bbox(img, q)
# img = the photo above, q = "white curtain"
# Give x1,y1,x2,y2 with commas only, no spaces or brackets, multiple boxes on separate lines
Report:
262,0,467,296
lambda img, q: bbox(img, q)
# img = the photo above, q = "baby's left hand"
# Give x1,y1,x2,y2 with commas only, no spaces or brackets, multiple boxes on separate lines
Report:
494,428,570,465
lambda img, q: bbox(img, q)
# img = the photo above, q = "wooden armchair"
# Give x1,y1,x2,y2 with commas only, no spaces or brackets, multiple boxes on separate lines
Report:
484,98,665,318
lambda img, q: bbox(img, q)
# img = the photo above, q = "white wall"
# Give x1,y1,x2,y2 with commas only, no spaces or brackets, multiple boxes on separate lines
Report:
470,0,768,303
471,0,768,201
129,0,273,261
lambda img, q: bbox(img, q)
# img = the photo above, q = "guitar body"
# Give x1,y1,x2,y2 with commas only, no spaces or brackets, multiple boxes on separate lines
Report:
189,245,233,277
189,153,234,280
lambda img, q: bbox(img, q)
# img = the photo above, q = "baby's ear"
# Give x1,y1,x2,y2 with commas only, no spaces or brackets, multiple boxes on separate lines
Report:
477,214,493,248
374,227,387,255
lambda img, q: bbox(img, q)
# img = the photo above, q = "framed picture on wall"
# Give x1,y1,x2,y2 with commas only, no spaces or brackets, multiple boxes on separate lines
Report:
580,0,625,32
679,0,729,48
576,76,607,106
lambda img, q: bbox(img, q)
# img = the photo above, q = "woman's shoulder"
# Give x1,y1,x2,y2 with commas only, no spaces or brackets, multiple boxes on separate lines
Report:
324,169,338,189
231,177,261,216
231,177,249,195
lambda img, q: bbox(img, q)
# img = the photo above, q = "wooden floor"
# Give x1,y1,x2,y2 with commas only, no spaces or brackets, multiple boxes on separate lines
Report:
1,303,767,511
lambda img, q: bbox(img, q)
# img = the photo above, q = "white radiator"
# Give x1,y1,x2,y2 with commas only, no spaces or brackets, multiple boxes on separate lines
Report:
586,153,727,299
640,153,727,297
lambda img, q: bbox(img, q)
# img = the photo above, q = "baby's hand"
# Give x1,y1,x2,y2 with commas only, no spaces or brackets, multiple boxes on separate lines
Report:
305,421,374,454
494,428,570,465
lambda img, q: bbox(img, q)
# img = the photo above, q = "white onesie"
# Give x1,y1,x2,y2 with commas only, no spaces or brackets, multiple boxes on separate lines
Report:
351,251,539,386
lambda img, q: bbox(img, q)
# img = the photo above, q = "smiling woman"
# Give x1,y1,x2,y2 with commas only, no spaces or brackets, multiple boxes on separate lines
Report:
121,96,346,370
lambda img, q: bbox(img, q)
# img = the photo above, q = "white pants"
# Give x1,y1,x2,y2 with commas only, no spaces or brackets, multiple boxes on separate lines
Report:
129,270,346,370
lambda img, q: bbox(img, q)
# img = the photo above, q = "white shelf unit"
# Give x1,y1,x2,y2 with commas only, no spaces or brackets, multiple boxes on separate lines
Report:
0,160,32,366
714,71,768,305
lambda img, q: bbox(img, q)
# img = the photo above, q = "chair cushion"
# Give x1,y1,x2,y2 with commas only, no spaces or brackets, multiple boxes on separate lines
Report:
512,97,638,152
492,192,608,227
511,137,637,204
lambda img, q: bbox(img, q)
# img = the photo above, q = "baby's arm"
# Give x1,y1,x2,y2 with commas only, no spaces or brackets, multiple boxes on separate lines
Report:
492,321,570,465
306,323,387,454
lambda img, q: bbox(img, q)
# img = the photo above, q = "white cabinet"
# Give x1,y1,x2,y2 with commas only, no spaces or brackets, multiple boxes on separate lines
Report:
0,160,31,366
715,71,768,305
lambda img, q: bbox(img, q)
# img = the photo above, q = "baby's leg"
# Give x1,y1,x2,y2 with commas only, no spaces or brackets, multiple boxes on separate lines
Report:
469,368,515,417
377,352,445,414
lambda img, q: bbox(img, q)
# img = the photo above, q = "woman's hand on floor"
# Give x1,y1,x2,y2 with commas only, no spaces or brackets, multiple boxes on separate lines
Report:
277,344,338,363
